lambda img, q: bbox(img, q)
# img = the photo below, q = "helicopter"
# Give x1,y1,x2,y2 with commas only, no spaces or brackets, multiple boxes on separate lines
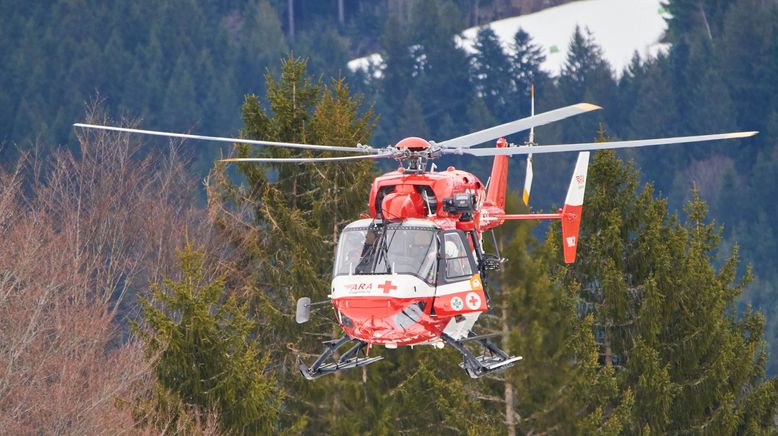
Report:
75,95,756,379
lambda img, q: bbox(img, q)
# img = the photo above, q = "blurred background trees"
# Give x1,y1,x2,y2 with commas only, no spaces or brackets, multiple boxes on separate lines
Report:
2,0,778,432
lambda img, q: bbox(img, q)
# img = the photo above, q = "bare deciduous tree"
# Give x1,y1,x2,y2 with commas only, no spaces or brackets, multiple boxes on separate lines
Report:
0,106,219,434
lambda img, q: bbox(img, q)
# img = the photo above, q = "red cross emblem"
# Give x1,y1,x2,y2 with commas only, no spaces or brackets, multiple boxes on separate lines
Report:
465,292,482,310
378,280,397,294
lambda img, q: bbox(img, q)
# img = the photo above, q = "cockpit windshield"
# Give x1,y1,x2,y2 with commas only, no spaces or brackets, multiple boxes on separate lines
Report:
334,223,438,283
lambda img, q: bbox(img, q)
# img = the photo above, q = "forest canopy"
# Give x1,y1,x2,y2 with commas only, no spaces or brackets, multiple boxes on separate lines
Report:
2,0,778,433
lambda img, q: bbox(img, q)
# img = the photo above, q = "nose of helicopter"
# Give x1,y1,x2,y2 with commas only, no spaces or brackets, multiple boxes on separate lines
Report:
330,274,446,345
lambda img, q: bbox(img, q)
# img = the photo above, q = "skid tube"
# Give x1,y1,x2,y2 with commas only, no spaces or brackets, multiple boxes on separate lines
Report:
441,332,523,378
299,335,383,380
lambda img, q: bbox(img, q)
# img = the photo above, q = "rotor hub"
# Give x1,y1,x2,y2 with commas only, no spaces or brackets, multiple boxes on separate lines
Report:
395,137,432,150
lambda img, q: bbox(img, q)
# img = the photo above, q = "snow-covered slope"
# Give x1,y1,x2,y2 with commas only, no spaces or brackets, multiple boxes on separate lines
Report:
348,0,669,77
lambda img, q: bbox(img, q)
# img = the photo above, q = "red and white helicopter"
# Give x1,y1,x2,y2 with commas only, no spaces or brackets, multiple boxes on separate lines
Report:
75,94,756,379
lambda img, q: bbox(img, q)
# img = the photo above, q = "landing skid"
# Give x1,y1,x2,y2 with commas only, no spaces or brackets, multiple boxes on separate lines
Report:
299,335,383,380
441,332,522,378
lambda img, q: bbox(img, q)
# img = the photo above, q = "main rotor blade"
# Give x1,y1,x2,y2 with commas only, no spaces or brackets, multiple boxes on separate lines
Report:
437,103,601,149
73,123,375,153
221,154,393,164
447,131,758,157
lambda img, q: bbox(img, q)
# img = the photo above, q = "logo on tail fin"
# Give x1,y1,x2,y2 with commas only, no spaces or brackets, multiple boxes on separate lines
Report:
566,236,577,247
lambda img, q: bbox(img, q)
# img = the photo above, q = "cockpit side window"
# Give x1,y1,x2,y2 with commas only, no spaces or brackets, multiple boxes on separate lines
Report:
442,231,474,281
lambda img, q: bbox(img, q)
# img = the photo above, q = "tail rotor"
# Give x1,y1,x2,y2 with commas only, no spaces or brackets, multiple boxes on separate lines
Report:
522,84,536,207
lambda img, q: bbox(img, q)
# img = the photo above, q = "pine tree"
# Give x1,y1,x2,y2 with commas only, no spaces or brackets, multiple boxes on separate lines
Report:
466,95,497,132
408,0,473,140
470,26,514,119
377,361,501,434
475,197,630,434
556,135,778,433
238,0,289,94
397,93,431,139
208,56,376,431
559,27,611,102
379,14,414,134
558,26,616,143
614,53,645,134
135,243,281,434
160,55,198,131
294,27,351,80
720,0,776,140
627,56,683,190
509,27,547,118
664,0,735,43
665,0,713,42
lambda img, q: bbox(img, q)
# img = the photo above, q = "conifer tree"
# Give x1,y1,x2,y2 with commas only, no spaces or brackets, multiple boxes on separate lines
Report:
477,197,630,435
470,26,514,119
664,0,734,43
379,14,415,134
377,361,501,434
135,243,281,434
238,0,289,94
720,0,776,139
509,28,547,116
559,27,612,102
208,56,376,431
408,0,473,139
397,93,431,139
555,131,778,433
627,57,683,190
558,26,616,142
614,53,645,133
466,95,497,132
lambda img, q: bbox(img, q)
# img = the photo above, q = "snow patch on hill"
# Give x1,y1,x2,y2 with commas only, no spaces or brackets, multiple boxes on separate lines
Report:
348,0,669,78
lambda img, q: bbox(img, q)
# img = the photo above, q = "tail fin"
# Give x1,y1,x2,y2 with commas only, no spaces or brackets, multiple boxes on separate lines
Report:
485,138,509,211
561,152,590,263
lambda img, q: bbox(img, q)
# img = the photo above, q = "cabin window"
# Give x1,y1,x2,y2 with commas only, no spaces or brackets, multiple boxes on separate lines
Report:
334,224,438,284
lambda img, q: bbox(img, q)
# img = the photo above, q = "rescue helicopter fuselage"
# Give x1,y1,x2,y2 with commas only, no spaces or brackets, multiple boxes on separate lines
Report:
331,138,508,349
